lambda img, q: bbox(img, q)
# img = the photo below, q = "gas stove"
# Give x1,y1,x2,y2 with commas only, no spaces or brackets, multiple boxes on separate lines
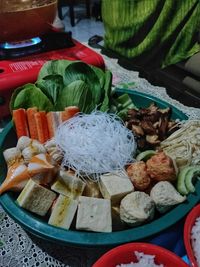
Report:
0,31,105,118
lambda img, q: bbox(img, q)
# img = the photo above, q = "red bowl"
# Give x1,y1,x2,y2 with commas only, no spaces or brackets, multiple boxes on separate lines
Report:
184,204,200,267
92,242,189,267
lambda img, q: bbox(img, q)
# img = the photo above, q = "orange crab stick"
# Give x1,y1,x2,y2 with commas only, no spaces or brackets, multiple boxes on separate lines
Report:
13,109,29,138
47,112,62,139
34,111,49,143
0,162,30,195
26,107,38,140
61,106,80,122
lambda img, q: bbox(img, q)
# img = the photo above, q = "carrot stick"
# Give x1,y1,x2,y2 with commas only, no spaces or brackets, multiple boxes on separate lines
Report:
13,109,29,138
34,111,49,143
47,112,62,138
26,107,38,140
61,106,80,122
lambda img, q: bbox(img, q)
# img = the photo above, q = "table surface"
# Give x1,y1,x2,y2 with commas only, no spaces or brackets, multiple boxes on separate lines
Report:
0,46,199,267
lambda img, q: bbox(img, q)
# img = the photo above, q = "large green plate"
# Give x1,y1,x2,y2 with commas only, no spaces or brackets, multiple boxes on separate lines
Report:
0,89,199,247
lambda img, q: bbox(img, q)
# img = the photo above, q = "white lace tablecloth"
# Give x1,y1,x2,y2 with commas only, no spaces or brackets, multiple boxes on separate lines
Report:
0,47,200,267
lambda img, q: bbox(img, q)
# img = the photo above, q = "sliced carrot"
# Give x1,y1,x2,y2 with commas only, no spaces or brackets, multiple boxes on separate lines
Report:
61,106,80,122
26,107,38,140
34,111,49,143
47,112,62,138
13,109,29,138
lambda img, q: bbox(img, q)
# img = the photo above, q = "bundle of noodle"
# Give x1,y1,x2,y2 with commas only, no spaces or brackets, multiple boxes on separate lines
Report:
55,111,136,180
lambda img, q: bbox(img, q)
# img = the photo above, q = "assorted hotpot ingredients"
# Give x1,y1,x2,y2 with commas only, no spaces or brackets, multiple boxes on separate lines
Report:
1,59,200,238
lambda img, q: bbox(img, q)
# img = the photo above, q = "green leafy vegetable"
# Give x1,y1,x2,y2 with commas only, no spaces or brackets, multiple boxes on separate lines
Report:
10,60,113,114
100,70,112,112
62,61,102,104
36,74,64,105
55,80,94,112
10,83,54,111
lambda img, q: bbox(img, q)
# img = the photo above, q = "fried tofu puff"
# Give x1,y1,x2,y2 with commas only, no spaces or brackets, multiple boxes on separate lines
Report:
126,161,151,190
146,151,176,182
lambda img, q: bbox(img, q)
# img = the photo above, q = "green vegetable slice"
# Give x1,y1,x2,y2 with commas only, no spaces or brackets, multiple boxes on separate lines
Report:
136,150,156,161
111,93,138,119
177,166,200,195
177,166,192,195
185,166,200,193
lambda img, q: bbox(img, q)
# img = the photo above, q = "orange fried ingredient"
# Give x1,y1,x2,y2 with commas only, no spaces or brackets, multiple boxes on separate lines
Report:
13,109,29,138
61,106,80,122
146,151,176,181
26,107,38,140
34,111,49,143
126,161,151,190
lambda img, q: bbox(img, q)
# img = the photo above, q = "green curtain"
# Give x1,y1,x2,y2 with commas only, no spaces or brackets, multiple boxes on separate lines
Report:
102,0,200,69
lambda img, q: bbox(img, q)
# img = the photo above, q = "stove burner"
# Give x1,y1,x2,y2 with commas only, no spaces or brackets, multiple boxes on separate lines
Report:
1,37,42,49
0,31,74,60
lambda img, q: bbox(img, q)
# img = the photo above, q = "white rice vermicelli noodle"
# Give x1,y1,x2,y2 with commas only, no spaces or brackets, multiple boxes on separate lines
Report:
191,216,200,267
116,251,164,267
55,111,136,178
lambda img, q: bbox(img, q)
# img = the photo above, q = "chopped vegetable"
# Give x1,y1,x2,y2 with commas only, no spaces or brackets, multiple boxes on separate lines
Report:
185,166,200,193
177,165,200,195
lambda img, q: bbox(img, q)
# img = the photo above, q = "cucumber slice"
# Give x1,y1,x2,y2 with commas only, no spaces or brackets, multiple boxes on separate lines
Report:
185,166,200,193
177,166,193,195
136,150,156,161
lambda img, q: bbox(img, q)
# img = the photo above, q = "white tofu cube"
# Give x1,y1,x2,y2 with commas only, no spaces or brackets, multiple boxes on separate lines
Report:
100,173,134,204
76,196,112,233
17,179,56,216
51,170,86,199
48,195,78,229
